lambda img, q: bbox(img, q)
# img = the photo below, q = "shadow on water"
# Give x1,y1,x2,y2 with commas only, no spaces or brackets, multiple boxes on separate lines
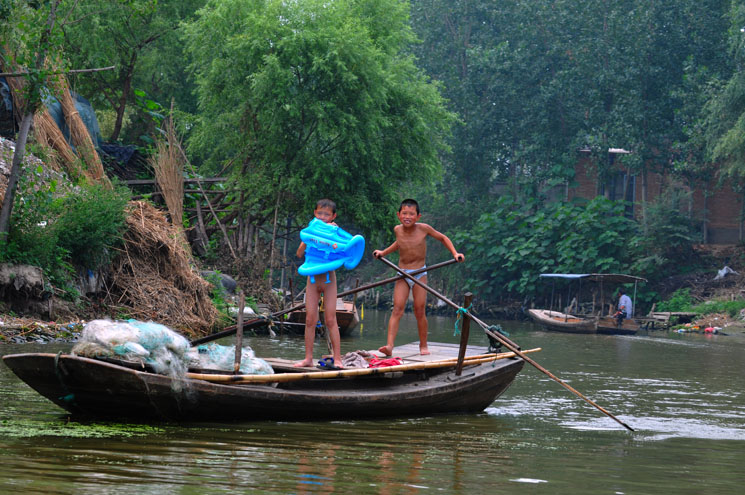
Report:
2,309,745,494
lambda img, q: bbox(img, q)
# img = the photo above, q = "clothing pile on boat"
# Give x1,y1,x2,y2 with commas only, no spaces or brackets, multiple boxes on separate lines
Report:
72,319,274,380
340,350,403,368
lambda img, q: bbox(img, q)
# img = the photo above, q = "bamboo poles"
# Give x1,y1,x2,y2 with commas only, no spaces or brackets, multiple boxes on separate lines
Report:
187,348,541,384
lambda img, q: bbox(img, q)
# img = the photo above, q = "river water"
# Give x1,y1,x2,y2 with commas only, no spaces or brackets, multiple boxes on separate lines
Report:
2,309,744,494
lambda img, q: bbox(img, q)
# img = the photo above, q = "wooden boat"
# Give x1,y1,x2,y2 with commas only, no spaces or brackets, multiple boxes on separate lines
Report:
1,342,525,422
286,297,360,336
529,273,648,335
595,316,641,335
527,308,597,334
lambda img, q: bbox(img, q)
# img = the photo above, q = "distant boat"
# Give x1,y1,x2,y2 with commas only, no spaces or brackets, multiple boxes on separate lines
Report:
286,297,360,336
527,309,597,334
529,273,648,335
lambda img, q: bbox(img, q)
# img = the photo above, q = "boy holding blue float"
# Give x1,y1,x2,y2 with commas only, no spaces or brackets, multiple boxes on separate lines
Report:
373,199,464,356
293,199,344,368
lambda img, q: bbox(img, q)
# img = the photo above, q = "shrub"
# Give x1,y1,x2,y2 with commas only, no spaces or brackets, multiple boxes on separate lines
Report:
656,288,695,312
52,182,131,270
0,175,131,289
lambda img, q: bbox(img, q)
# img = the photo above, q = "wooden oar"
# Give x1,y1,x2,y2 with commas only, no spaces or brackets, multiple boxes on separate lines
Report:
377,256,635,432
187,348,541,384
190,258,458,346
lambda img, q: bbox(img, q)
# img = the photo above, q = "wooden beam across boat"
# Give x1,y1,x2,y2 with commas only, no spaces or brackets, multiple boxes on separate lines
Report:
187,348,541,384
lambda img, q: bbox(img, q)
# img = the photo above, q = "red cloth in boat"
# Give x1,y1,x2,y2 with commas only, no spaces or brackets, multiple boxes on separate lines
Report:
368,357,403,368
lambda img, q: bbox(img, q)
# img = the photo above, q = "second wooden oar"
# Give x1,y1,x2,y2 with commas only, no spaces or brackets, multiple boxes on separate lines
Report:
190,258,458,346
377,256,635,432
188,348,541,384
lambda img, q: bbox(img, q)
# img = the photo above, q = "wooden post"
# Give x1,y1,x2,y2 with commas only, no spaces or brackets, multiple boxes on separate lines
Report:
233,292,245,374
455,292,473,376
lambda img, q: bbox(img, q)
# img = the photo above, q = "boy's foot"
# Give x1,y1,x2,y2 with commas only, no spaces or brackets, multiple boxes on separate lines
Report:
293,359,314,368
420,346,431,355
378,345,393,356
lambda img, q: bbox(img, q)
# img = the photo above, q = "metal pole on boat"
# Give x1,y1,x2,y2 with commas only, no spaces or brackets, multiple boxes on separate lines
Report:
377,256,635,432
233,292,245,374
455,292,473,376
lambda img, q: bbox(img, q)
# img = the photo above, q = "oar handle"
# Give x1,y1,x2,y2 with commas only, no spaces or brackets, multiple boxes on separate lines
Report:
189,258,459,346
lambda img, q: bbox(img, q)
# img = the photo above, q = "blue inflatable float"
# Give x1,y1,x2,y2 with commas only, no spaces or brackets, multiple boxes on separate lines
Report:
298,218,365,283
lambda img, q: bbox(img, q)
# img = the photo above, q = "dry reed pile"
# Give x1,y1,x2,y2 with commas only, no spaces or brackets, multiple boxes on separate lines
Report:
51,72,108,185
32,111,81,173
149,113,184,228
104,201,218,336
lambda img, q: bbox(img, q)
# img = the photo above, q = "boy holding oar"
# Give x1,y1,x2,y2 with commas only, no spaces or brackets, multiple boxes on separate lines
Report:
373,199,464,356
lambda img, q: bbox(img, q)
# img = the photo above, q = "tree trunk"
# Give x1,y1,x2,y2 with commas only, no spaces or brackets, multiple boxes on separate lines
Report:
268,187,282,284
641,168,648,229
0,1,59,240
0,112,34,240
702,190,709,244
111,58,136,141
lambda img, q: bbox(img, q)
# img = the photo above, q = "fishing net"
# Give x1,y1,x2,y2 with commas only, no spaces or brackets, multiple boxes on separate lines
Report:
186,343,274,375
72,319,273,389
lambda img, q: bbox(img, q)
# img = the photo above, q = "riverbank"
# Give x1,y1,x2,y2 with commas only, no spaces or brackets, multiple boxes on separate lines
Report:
0,316,83,344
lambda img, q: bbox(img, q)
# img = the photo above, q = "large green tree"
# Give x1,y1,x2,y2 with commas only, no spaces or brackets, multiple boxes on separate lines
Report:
183,0,455,234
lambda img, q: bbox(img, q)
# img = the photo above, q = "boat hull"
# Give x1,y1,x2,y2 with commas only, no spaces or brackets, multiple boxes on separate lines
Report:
2,351,523,422
527,309,597,334
286,300,360,336
595,317,640,335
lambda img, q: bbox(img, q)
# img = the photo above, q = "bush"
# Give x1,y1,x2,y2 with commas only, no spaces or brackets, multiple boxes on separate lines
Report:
455,196,637,300
693,299,745,318
52,182,131,269
0,175,131,289
656,288,695,312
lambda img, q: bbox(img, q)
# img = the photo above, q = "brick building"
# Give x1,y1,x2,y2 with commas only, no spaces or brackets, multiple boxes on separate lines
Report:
565,149,744,244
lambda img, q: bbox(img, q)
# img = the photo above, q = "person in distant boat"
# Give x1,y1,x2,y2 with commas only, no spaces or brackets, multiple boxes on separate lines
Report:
615,289,633,327
294,199,343,369
373,199,465,356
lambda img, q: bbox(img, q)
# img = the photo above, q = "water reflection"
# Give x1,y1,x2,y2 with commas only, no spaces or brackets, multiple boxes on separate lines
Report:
2,311,745,493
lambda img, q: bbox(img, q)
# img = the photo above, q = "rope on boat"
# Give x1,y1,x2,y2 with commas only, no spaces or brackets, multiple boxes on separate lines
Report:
53,351,75,404
453,303,472,336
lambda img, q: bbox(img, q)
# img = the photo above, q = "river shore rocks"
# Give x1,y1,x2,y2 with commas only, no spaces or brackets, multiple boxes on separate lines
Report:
0,316,83,344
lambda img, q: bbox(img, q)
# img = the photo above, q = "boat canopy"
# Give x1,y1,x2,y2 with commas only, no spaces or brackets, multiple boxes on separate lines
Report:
539,273,647,284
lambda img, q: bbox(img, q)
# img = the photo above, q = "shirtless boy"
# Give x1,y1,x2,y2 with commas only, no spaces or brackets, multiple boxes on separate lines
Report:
294,199,343,368
373,199,465,356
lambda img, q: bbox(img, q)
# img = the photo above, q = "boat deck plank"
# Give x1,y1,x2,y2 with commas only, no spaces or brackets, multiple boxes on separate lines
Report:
264,342,489,372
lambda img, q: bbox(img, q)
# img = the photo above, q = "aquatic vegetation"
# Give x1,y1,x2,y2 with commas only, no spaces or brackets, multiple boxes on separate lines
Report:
0,418,164,439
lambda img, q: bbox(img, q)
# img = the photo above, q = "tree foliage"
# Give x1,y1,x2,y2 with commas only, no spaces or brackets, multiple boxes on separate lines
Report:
455,197,637,299
183,0,455,234
59,0,206,142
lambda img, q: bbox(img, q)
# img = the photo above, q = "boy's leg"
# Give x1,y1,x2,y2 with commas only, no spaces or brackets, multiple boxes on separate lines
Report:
379,279,410,356
321,272,342,366
294,280,319,367
411,276,429,355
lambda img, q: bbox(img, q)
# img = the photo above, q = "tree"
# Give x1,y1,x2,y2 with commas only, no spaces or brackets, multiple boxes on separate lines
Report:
704,1,745,185
183,0,455,235
0,0,62,241
59,0,205,142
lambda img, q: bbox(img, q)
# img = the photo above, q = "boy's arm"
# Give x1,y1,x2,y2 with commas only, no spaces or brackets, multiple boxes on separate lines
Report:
296,241,306,259
425,225,465,262
373,240,399,259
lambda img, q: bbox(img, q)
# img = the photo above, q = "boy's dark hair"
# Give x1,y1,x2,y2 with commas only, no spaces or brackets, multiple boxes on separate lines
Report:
315,198,336,213
399,198,420,214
